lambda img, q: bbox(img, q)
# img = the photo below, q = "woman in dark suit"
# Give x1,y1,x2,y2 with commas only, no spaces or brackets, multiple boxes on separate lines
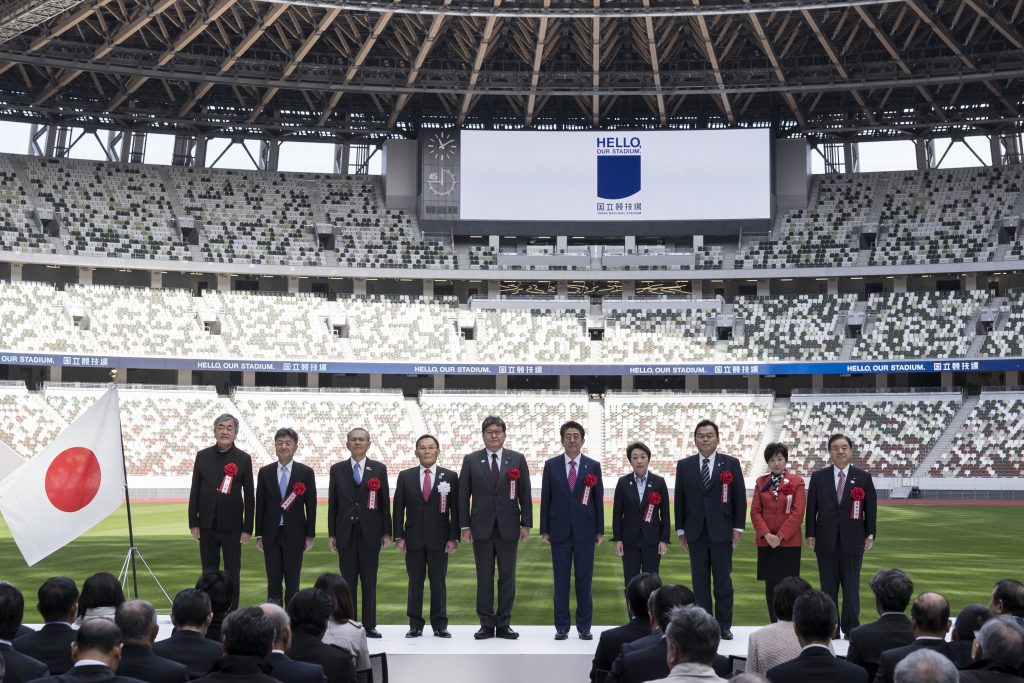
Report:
611,441,671,587
750,442,805,622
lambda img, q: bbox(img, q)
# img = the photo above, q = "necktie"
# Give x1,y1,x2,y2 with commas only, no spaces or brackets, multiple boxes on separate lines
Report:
353,462,362,485
422,468,432,503
491,453,499,485
837,469,846,503
568,460,577,493
279,466,289,498
701,457,711,492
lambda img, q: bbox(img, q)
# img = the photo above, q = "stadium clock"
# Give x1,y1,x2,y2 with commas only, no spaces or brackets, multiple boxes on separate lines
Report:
427,168,458,196
426,131,458,161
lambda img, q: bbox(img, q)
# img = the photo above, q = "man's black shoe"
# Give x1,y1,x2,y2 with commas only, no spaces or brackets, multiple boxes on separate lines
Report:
496,626,519,640
474,627,495,640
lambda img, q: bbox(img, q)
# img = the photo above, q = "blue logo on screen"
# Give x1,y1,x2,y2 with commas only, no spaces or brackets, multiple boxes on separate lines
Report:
596,136,641,200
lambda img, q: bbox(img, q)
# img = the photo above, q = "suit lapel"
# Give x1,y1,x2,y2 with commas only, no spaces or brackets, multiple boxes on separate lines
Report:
627,475,642,509
478,451,498,491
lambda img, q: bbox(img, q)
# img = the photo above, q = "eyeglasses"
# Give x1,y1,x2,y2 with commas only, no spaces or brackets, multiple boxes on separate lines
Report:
483,430,505,436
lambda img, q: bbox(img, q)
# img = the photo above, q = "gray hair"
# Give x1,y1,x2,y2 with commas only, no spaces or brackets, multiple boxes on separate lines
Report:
731,675,769,683
346,427,371,440
114,599,156,642
975,617,1024,670
213,414,239,431
893,648,958,683
259,603,290,646
664,605,720,666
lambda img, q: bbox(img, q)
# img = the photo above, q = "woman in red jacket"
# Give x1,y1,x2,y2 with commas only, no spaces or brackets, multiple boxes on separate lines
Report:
750,442,806,623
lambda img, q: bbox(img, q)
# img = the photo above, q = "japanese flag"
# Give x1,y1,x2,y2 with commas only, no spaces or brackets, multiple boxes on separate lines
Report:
0,387,125,566
0,438,24,482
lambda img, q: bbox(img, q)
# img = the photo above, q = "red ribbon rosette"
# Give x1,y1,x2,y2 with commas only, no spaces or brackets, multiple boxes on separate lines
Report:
780,481,795,514
281,481,307,511
850,487,865,501
224,463,239,476
366,477,381,490
507,467,521,499
366,477,381,510
719,470,733,504
581,473,598,506
647,492,662,505
219,462,239,494
644,491,661,523
850,486,866,520
583,473,597,487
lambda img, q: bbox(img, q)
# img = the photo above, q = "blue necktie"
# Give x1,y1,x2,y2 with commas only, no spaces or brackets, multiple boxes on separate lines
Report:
278,466,288,524
353,462,362,485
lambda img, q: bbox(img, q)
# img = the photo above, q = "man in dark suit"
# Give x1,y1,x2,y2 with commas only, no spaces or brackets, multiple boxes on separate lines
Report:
13,576,79,674
806,432,877,637
152,589,222,679
255,427,317,606
458,415,533,640
674,419,746,640
259,603,327,683
327,427,392,638
990,579,1024,631
847,568,916,679
285,590,356,683
947,604,994,669
191,608,280,683
31,619,145,683
540,420,604,640
0,582,49,683
393,434,459,638
188,413,255,611
874,592,954,683
114,600,187,683
958,617,1024,683
590,572,661,682
612,442,670,588
766,589,868,683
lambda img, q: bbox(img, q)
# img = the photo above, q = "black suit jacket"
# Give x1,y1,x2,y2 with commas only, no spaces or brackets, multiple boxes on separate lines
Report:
674,453,747,543
590,618,651,682
255,460,317,545
612,473,670,545
268,651,327,683
327,458,392,548
152,629,223,679
847,613,915,680
958,660,1024,683
806,464,877,554
286,632,356,683
946,639,976,670
874,639,954,683
116,644,188,683
607,638,730,683
16,624,34,638
191,656,280,683
13,622,76,674
394,465,459,550
768,647,868,683
30,663,146,683
458,448,532,541
0,641,49,683
188,445,255,533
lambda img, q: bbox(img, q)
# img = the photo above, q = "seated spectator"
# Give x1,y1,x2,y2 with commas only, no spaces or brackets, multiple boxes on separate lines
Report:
948,605,994,669
848,569,916,680
959,618,1024,683
260,603,327,683
893,649,959,683
75,573,125,626
0,582,48,683
591,572,662,681
31,619,143,683
990,581,1024,630
285,589,356,683
196,571,234,643
193,607,280,683
1,580,34,640
13,576,79,674
647,605,725,683
152,589,222,679
747,577,824,674
765,590,867,683
875,593,955,683
114,599,188,683
314,573,369,677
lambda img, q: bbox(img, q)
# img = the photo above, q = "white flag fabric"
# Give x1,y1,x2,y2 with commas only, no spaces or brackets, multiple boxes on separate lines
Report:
0,438,24,482
0,387,124,566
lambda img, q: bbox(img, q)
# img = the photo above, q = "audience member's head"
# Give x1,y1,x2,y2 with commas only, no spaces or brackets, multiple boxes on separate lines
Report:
952,604,993,642
893,648,959,683
313,573,355,625
0,582,26,640
626,572,663,622
972,617,1024,670
115,599,158,646
665,605,721,669
196,571,234,618
910,592,951,637
773,576,813,622
72,618,124,669
259,603,291,651
78,572,125,620
652,584,696,633
170,588,213,633
37,576,79,623
990,579,1024,618
286,588,333,639
793,589,838,645
871,568,914,614
221,607,274,658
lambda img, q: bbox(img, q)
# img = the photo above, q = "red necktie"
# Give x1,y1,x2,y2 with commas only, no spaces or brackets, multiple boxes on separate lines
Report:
422,468,432,503
568,460,577,493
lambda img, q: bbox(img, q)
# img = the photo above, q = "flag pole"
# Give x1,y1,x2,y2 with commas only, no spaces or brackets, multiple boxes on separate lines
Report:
111,370,140,599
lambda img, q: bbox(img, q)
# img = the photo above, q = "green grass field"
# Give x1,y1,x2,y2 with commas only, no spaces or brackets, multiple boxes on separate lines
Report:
0,503,1020,626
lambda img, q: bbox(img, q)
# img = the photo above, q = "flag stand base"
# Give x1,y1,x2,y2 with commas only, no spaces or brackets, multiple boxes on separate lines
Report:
118,546,173,607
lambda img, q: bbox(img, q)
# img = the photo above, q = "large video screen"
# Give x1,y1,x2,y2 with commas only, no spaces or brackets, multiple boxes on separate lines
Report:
459,129,771,221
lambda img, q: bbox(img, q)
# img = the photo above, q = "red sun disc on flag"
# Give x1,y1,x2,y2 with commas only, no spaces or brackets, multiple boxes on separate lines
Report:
45,447,102,512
